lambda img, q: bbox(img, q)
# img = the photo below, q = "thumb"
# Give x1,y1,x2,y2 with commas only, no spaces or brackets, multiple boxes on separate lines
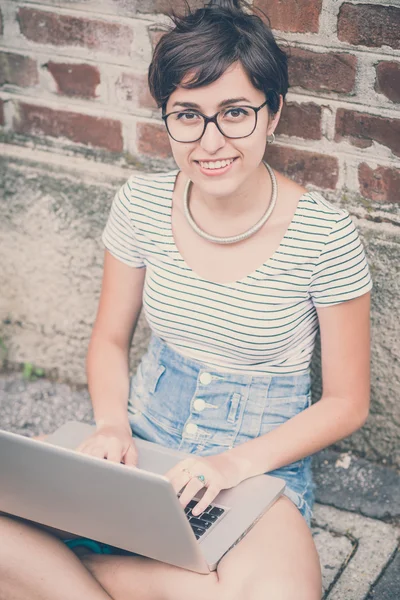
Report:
123,444,139,467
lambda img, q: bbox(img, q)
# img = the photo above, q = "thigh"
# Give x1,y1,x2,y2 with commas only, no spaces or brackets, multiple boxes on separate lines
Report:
0,512,77,540
83,497,322,600
218,496,322,600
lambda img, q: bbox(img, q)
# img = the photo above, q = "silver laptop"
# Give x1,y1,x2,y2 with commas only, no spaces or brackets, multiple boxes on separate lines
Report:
0,421,285,573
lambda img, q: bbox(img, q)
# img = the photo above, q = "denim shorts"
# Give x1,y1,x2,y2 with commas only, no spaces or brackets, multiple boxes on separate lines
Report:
128,335,315,525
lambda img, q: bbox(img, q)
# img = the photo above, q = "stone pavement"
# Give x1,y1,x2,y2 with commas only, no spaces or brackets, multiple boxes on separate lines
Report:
0,373,399,599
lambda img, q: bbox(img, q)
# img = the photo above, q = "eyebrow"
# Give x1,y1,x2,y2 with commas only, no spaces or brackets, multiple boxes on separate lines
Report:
171,97,252,109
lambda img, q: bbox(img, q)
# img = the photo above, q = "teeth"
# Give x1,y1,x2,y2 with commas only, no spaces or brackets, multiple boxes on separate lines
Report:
199,158,234,170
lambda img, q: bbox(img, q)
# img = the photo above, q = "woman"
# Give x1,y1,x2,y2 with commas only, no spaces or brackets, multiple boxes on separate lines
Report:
0,1,372,598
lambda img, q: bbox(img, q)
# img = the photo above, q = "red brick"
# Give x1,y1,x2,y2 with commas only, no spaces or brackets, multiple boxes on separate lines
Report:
115,72,157,109
335,109,400,157
0,52,38,87
264,146,338,189
359,163,400,204
288,48,357,94
254,0,322,33
17,8,133,55
137,122,171,158
0,98,4,126
338,3,400,50
375,62,400,104
138,1,204,15
46,62,100,98
14,103,123,152
276,102,322,140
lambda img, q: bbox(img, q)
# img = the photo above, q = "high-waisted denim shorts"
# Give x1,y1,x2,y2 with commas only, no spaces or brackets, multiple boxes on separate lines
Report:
127,335,315,525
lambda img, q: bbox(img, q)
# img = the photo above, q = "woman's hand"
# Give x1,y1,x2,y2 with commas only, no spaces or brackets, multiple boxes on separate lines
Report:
76,424,138,467
165,452,246,516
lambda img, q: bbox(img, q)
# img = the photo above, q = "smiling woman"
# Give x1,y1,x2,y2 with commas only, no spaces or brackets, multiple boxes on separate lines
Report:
159,61,277,204
0,1,372,599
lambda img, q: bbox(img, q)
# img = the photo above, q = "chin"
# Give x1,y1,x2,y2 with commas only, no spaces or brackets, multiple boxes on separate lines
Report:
196,176,243,197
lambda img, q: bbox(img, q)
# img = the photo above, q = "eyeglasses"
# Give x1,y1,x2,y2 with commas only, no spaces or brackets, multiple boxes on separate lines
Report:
162,100,268,143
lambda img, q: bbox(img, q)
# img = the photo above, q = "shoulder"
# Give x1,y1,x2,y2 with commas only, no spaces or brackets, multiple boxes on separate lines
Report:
112,170,179,223
299,190,355,240
123,169,179,200
276,172,350,231
300,190,349,220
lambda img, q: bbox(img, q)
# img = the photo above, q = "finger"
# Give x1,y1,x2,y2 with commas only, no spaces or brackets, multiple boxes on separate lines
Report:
83,444,107,459
168,470,192,495
122,444,139,467
191,486,219,516
76,437,100,453
178,477,204,509
164,458,195,482
76,440,94,454
76,440,90,453
76,433,99,453
105,439,123,463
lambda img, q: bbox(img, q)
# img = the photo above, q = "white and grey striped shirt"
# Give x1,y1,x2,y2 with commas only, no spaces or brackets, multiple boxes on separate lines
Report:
103,170,372,375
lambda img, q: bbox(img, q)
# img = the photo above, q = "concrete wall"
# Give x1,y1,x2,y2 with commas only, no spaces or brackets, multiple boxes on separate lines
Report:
0,0,399,466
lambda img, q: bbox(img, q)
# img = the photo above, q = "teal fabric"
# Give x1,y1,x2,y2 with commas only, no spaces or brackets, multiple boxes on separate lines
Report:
64,538,113,554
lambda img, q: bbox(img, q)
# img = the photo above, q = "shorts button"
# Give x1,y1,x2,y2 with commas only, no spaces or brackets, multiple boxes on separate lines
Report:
199,372,212,385
193,399,206,412
185,423,198,435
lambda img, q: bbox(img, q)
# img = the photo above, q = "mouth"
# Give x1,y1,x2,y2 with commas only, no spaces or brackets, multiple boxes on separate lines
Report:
195,157,238,176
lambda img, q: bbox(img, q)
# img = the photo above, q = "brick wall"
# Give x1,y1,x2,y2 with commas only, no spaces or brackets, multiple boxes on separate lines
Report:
0,0,399,203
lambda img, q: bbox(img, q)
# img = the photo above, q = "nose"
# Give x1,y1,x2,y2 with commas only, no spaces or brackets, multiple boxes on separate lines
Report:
199,121,226,154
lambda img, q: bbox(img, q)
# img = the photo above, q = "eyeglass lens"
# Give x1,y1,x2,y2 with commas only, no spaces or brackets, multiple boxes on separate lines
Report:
166,106,257,142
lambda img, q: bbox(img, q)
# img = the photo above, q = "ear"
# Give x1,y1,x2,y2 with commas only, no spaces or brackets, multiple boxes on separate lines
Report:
267,94,284,135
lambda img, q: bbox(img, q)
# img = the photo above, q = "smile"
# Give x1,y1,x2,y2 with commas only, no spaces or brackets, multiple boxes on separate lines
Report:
197,158,236,170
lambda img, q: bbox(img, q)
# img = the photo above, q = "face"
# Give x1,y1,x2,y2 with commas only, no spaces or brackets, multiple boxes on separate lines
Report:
164,62,282,199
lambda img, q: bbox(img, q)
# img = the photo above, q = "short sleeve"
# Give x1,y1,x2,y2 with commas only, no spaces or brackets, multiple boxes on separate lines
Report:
310,212,373,307
102,178,145,268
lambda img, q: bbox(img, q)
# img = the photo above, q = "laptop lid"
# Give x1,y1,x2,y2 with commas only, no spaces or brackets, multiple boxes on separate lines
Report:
0,422,285,572
0,427,209,572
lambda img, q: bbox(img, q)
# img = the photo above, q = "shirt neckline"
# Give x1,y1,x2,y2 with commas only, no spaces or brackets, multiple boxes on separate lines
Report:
166,169,309,287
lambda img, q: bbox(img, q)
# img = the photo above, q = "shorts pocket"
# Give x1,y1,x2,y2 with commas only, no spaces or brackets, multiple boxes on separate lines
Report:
131,358,191,436
139,358,166,395
128,360,165,415
148,364,166,394
260,393,311,435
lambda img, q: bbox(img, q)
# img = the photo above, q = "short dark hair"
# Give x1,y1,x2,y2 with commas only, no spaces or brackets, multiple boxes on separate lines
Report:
148,0,288,115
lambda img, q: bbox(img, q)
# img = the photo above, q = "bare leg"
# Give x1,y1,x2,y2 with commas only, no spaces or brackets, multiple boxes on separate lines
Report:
83,496,322,600
0,516,112,600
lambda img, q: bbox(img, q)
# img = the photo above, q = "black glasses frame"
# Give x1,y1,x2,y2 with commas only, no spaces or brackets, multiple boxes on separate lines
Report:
162,100,269,143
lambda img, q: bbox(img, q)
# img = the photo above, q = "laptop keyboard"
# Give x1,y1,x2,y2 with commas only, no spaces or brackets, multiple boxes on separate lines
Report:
184,499,226,540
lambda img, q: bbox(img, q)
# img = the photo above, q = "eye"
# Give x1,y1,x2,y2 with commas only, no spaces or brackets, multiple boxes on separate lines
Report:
223,107,250,119
176,111,201,122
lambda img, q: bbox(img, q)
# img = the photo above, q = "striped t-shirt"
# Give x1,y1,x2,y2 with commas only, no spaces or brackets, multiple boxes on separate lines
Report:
102,170,372,375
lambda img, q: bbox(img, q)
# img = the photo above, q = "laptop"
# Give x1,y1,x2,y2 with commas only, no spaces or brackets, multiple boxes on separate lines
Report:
0,421,285,573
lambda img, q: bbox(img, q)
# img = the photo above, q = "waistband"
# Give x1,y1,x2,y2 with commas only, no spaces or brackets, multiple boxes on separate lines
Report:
147,335,311,390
